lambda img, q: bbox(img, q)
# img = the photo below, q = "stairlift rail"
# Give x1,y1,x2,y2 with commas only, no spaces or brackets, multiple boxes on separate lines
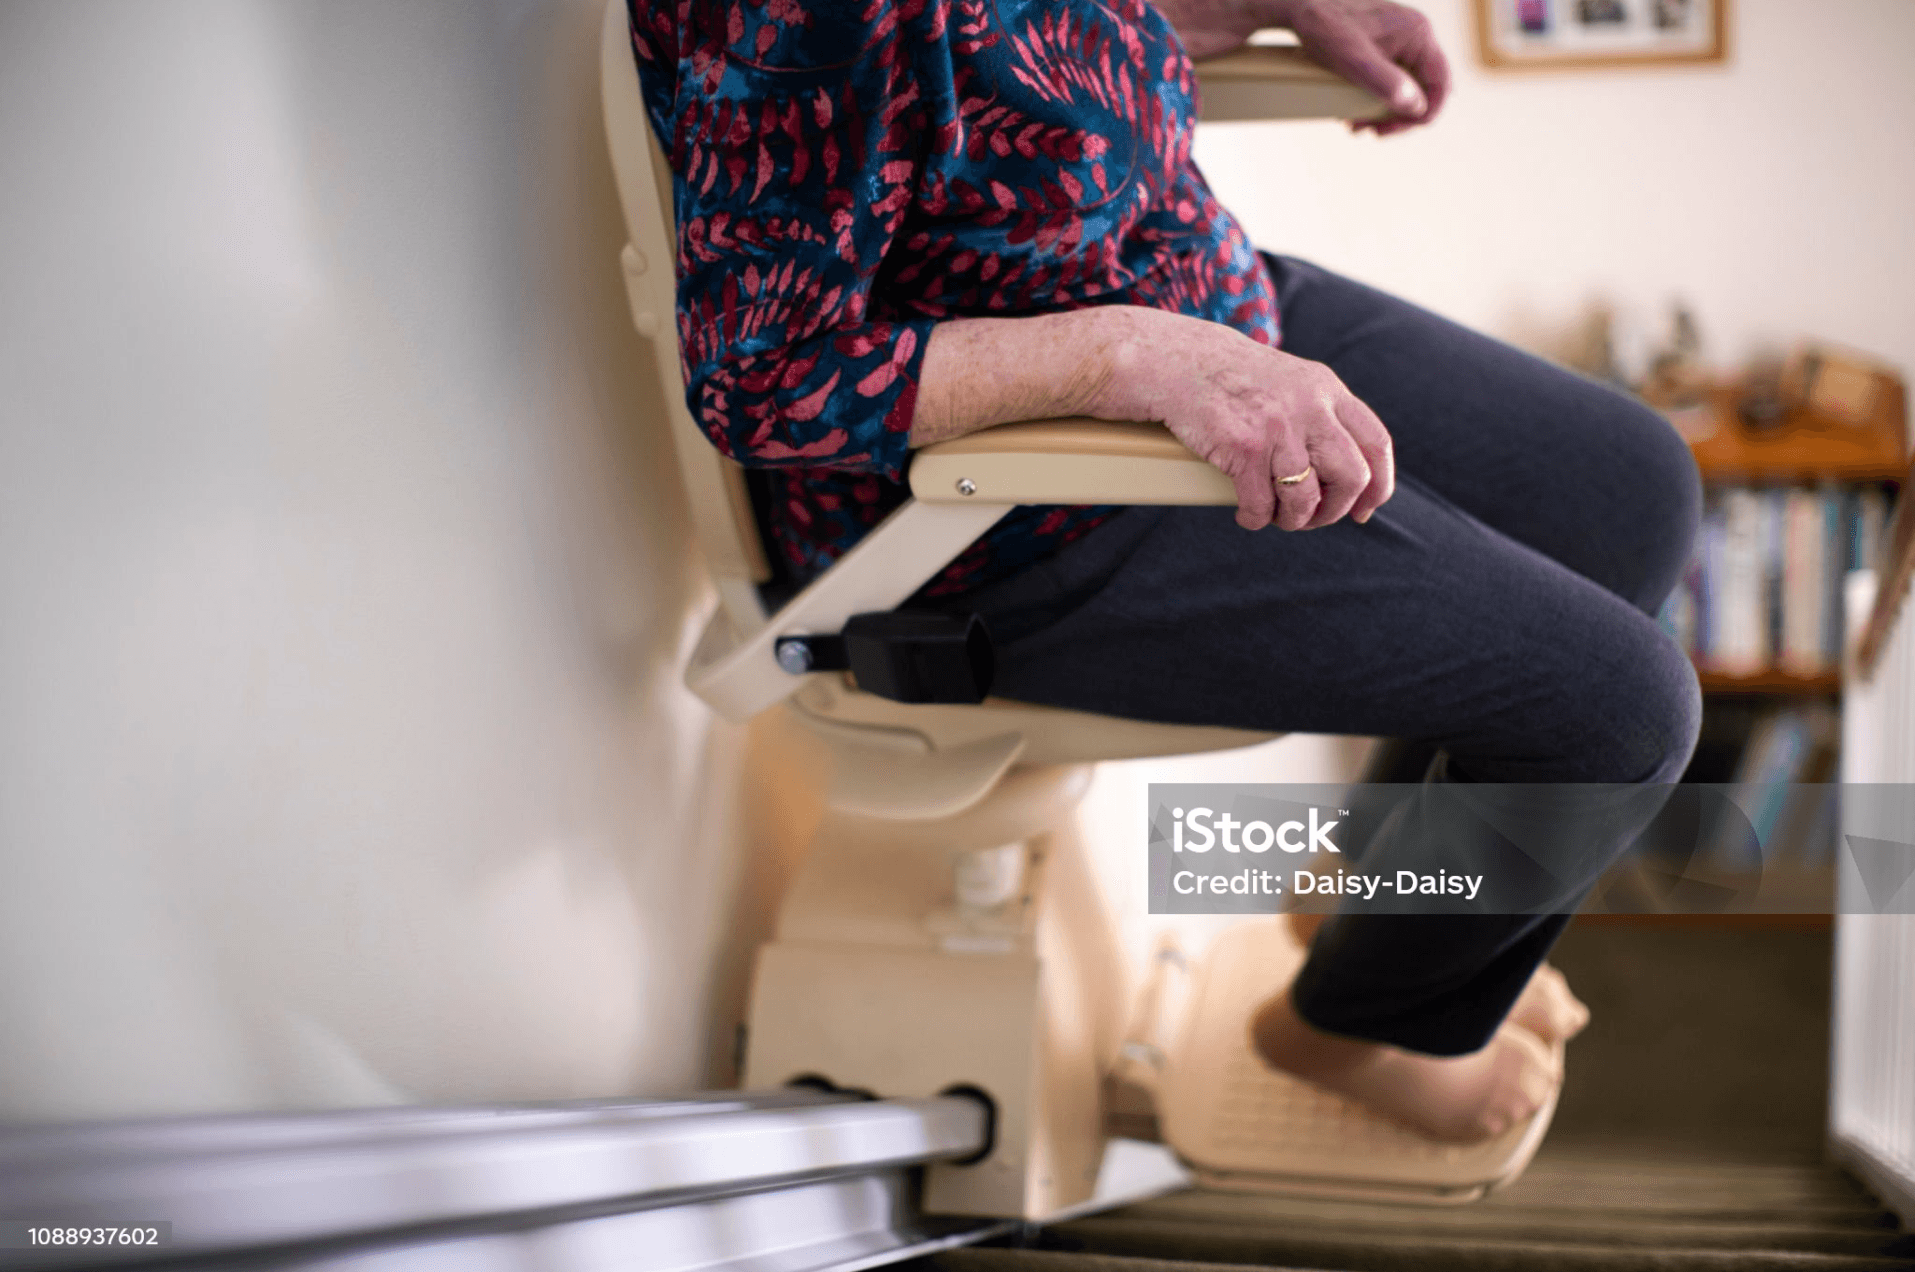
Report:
0,1091,1004,1272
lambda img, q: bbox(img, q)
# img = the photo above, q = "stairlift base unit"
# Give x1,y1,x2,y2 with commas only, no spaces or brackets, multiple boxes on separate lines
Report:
1154,919,1561,1205
741,767,1119,1222
746,939,1104,1219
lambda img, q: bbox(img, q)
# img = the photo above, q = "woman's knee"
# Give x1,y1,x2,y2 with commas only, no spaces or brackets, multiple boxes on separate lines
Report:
1458,577,1702,785
1562,616,1703,784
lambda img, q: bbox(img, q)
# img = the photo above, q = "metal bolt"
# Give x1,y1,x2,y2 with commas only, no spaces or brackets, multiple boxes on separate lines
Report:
774,639,812,675
956,478,977,496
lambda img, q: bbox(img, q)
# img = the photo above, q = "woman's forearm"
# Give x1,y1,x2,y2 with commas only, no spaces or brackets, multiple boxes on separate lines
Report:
910,307,1151,447
909,304,1397,534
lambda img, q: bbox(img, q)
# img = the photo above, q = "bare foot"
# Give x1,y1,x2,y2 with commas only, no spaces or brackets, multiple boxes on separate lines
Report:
1509,963,1590,1045
1289,914,1589,1045
1249,991,1559,1144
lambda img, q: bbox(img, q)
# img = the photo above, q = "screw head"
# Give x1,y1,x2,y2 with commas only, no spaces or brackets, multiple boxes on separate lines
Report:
956,478,977,496
774,639,812,675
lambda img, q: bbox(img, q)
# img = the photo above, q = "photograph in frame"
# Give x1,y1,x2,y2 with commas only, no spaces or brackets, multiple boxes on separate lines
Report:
1475,0,1729,68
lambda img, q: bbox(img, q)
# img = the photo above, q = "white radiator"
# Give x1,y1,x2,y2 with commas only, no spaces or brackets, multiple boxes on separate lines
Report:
1832,568,1915,1225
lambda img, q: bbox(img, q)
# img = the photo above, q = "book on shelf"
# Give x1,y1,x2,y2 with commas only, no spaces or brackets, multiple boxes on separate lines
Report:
1695,701,1841,918
1715,700,1839,867
1854,487,1888,574
1662,483,1894,677
1780,488,1825,673
1714,488,1767,673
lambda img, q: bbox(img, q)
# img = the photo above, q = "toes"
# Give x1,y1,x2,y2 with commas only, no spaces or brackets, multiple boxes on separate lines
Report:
1538,966,1591,1031
1462,1030,1558,1140
1512,964,1593,1044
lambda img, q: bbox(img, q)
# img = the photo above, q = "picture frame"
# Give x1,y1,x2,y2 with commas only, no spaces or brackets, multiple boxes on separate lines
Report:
1473,0,1728,70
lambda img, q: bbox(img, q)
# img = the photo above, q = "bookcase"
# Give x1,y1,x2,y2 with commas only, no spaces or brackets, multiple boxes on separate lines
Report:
1581,367,1906,918
1662,375,1907,700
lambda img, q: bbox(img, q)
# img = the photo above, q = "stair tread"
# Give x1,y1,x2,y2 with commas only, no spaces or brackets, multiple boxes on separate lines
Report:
909,1145,1913,1272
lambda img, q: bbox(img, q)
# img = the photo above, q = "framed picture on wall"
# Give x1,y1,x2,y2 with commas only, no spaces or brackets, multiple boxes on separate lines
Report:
1474,0,1728,69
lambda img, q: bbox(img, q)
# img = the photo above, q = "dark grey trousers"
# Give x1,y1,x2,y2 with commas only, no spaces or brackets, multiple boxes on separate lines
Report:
932,253,1704,1054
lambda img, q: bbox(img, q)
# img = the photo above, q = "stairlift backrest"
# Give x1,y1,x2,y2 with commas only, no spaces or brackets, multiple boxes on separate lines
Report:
600,2,771,637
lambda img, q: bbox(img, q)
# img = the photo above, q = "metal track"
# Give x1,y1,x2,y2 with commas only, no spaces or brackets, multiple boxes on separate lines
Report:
0,1091,1007,1272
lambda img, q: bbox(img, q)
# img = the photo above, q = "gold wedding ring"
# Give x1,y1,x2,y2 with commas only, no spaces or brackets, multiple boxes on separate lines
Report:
1276,465,1314,486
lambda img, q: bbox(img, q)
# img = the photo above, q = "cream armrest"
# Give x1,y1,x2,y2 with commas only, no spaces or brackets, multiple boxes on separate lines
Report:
909,418,1236,506
1195,43,1387,123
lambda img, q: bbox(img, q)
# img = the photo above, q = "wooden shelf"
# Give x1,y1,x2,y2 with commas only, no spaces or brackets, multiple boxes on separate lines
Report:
1674,382,1906,484
1696,667,1841,696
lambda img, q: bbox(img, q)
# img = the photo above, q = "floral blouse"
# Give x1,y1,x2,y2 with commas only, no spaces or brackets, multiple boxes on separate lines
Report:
627,0,1280,597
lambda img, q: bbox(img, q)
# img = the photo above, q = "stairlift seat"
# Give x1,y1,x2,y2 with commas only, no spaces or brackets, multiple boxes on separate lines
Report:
600,0,1380,778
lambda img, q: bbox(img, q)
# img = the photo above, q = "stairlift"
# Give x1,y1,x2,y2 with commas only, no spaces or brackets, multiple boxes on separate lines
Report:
600,0,1557,1222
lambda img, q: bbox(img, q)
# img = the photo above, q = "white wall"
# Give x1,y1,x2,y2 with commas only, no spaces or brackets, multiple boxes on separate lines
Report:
0,0,751,1121
1195,0,1915,381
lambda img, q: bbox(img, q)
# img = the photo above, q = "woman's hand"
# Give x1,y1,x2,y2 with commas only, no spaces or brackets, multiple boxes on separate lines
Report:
1156,0,1449,135
1090,307,1395,532
1270,0,1451,136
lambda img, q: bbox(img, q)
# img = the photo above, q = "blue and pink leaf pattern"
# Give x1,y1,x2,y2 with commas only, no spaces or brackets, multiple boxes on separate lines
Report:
629,0,1279,597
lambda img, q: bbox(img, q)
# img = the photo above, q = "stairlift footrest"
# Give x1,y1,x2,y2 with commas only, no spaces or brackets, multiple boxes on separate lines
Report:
1157,920,1560,1204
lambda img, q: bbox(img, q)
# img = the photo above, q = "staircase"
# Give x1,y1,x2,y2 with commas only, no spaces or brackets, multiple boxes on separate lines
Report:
912,919,1915,1272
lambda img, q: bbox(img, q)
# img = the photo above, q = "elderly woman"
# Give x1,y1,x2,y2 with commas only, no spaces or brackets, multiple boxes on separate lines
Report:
627,0,1700,1143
